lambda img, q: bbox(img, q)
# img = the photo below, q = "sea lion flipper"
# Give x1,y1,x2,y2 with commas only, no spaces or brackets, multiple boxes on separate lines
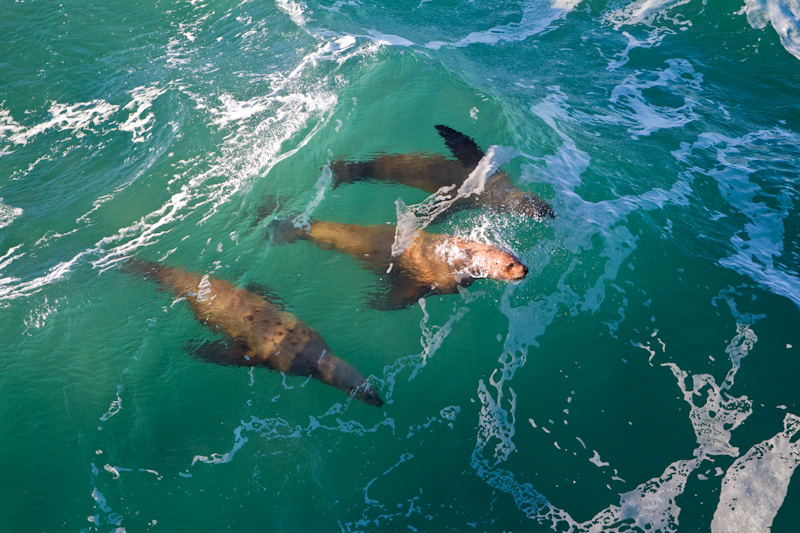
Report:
372,281,428,310
244,282,286,309
187,339,253,366
435,125,485,169
266,219,308,245
253,195,287,228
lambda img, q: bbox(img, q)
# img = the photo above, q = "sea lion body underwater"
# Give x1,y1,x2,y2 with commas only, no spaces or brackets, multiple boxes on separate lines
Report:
330,125,555,220
270,220,528,309
125,259,383,406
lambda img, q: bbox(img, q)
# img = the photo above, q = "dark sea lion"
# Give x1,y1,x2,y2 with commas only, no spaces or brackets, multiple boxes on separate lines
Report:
125,259,383,406
330,124,555,219
270,219,528,309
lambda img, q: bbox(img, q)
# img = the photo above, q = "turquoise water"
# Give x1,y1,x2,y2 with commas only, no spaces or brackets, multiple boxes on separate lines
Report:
2,0,800,531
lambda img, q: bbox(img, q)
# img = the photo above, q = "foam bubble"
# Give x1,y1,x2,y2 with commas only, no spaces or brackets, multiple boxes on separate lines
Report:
0,198,23,229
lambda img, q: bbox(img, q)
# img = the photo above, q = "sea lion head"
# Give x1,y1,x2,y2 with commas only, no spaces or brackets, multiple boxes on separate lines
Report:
484,174,555,219
468,243,528,281
441,240,528,281
351,381,384,407
512,193,555,219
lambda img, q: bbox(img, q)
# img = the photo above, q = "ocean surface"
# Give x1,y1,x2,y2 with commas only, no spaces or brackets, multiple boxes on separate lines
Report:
2,1,800,531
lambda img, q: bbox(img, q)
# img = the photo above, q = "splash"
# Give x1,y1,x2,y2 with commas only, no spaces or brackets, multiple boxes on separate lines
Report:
602,0,693,30
0,198,23,229
742,0,800,61
391,145,522,256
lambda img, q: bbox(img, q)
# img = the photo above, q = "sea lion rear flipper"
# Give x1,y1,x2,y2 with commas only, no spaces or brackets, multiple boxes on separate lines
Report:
253,195,287,228
266,219,308,245
435,125,485,169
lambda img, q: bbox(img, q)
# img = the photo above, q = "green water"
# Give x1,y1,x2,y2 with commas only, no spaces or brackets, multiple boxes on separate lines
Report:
2,1,800,531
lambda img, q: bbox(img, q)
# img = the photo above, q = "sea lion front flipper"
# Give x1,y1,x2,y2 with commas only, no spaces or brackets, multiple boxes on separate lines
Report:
371,280,430,310
187,339,254,366
435,125,485,169
244,282,286,309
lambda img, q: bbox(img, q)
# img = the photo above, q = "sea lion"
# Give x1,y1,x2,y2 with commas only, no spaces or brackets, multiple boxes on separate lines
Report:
125,259,383,406
330,125,555,219
269,219,528,309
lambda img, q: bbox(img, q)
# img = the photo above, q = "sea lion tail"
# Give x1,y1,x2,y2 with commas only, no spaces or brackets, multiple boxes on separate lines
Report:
266,218,308,245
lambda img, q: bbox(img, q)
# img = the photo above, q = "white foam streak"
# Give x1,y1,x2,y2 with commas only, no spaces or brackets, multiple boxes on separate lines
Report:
678,128,800,307
711,413,800,533
192,426,249,465
119,85,167,143
5,100,119,147
609,59,702,137
0,249,93,303
292,160,333,230
425,0,581,50
381,297,473,403
99,385,124,422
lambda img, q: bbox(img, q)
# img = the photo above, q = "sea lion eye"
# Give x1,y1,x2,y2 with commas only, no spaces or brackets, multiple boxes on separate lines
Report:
506,262,514,269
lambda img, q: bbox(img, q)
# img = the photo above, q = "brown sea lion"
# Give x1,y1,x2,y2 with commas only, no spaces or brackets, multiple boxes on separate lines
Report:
330,125,555,219
270,219,528,309
125,259,383,406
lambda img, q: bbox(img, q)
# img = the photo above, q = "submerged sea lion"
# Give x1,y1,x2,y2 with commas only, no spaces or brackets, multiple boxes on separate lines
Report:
330,125,555,219
125,259,383,406
270,219,528,309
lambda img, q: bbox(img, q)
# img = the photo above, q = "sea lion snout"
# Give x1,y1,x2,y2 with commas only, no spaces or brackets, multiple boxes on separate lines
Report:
509,261,528,280
503,257,528,280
